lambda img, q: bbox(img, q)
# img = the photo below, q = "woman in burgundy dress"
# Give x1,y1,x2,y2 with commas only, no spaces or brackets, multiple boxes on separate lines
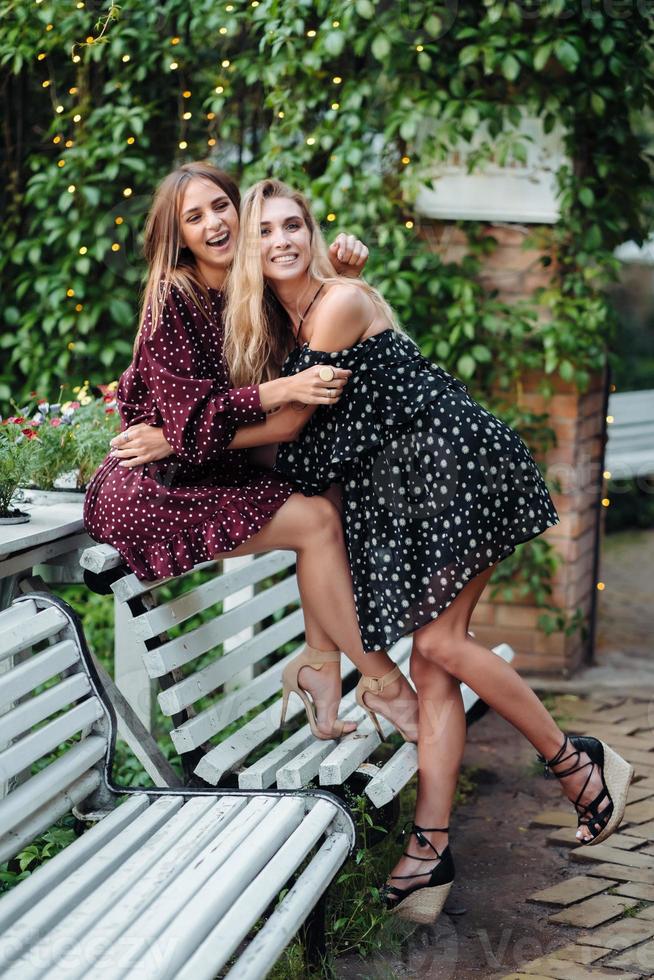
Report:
84,161,419,742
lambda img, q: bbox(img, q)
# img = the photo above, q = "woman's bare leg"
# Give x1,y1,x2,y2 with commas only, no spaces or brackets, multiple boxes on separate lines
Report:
220,493,418,738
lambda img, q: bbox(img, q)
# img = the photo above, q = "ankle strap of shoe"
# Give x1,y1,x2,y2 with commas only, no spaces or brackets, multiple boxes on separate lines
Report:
537,734,572,776
398,821,448,859
360,664,401,694
302,644,341,665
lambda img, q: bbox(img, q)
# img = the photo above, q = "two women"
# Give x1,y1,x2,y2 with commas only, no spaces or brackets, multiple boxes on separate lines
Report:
84,162,418,745
85,162,633,928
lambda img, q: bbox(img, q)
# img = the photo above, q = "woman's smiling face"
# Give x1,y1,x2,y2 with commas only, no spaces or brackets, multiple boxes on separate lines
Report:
179,177,240,277
260,196,312,284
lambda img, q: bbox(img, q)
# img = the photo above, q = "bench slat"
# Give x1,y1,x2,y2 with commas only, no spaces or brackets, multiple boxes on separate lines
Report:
0,599,37,632
176,798,338,978
142,575,300,677
132,551,297,639
224,831,351,980
79,542,124,574
157,608,304,714
0,674,91,744
197,653,359,786
30,797,223,980
0,735,106,840
0,793,150,932
83,796,278,978
0,697,104,783
0,640,81,711
50,796,249,980
0,770,101,867
168,645,304,752
1,796,184,978
0,606,69,664
363,741,418,808
135,797,307,980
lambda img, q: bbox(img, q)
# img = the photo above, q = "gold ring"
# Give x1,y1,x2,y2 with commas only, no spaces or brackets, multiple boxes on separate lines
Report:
318,365,336,382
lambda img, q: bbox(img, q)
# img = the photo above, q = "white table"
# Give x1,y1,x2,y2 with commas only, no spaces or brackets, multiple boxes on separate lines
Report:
0,496,90,608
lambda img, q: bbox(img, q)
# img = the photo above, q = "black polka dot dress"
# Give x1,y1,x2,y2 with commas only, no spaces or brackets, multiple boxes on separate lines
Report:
84,285,295,580
274,330,559,650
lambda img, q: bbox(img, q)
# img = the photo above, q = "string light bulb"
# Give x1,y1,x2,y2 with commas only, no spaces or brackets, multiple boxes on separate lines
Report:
207,112,216,120
170,62,179,70
332,76,342,84
405,220,414,228
69,86,78,94
53,135,62,144
115,217,124,225
402,155,411,164
73,113,82,122
307,29,316,37
37,52,46,61
67,184,75,192
306,137,316,145
179,140,188,149
65,139,74,147
126,136,135,144
221,59,230,67
66,289,75,297
208,138,216,146
111,243,121,252
42,80,51,88
219,27,227,34
171,37,180,45
332,20,340,26
601,497,610,507
416,44,424,51
122,188,133,197
72,54,81,63
331,102,339,110
215,85,224,94
75,303,83,311
606,415,614,423
122,54,130,62
57,159,65,167
56,105,64,113
277,110,285,118
603,470,611,480
327,213,336,222
79,246,88,254
183,90,192,98
596,582,605,591
183,111,192,119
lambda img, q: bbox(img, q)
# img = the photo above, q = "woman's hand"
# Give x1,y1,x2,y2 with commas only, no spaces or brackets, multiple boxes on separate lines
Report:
109,423,174,468
329,234,369,277
259,365,351,412
282,365,351,407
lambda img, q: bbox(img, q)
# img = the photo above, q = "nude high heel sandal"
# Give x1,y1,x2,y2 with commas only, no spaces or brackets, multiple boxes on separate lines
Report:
355,665,413,741
279,644,354,740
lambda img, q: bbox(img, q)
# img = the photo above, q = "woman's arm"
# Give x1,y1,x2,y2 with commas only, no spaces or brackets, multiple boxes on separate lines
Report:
227,404,314,449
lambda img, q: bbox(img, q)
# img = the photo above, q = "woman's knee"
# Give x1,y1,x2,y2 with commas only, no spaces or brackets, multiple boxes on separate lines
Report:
294,495,343,545
412,627,464,675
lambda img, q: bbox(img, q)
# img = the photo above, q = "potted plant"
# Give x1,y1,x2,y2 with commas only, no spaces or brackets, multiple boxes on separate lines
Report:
0,418,37,524
21,381,120,500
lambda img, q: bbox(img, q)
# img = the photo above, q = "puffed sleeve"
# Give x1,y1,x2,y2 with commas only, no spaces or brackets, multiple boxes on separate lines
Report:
138,284,266,463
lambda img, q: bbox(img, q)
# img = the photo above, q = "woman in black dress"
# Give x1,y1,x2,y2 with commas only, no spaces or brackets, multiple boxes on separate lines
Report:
84,161,420,744
224,177,634,925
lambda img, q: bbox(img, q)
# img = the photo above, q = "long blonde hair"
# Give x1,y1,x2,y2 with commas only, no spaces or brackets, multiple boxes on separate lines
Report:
134,162,241,350
224,178,400,387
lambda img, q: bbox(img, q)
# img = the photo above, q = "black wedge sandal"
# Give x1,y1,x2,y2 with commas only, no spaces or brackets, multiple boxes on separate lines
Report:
537,733,634,846
380,822,455,925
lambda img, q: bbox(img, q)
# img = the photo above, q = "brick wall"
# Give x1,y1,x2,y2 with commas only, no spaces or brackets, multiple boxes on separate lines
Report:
426,221,606,675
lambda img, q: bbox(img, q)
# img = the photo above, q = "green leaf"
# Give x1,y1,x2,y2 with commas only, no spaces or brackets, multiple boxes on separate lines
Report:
459,45,478,67
371,35,390,61
591,92,605,115
425,15,442,37
579,187,594,207
457,354,476,378
417,51,431,72
501,54,520,82
323,31,345,57
554,39,580,72
533,44,552,72
355,0,375,19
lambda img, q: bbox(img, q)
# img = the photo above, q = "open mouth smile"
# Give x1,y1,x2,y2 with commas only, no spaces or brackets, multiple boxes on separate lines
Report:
206,231,230,248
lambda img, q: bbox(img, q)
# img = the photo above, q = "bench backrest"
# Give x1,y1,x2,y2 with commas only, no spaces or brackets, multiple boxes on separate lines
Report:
0,594,113,863
606,388,654,478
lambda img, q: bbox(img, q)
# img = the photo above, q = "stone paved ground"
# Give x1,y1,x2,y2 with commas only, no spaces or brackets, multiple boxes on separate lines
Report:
497,691,654,980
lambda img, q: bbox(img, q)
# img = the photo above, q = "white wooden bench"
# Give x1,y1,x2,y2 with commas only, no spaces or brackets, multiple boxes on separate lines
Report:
605,388,654,478
79,543,516,809
0,591,356,979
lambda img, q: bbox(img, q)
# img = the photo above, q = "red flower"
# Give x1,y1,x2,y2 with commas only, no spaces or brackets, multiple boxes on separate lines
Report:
38,399,48,406
105,407,116,415
49,418,63,427
21,428,39,439
7,416,25,425
29,391,39,397
103,393,115,403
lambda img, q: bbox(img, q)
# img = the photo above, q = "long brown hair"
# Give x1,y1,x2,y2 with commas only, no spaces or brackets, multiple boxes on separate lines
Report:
224,178,399,387
134,162,240,349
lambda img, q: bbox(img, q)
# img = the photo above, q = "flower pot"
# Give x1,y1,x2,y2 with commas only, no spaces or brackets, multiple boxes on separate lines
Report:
0,509,31,525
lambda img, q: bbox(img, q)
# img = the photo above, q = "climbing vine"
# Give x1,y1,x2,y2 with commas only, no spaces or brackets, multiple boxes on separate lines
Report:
1,0,653,623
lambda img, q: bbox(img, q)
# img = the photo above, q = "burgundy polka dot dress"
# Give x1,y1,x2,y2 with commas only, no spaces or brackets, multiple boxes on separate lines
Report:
84,285,295,580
